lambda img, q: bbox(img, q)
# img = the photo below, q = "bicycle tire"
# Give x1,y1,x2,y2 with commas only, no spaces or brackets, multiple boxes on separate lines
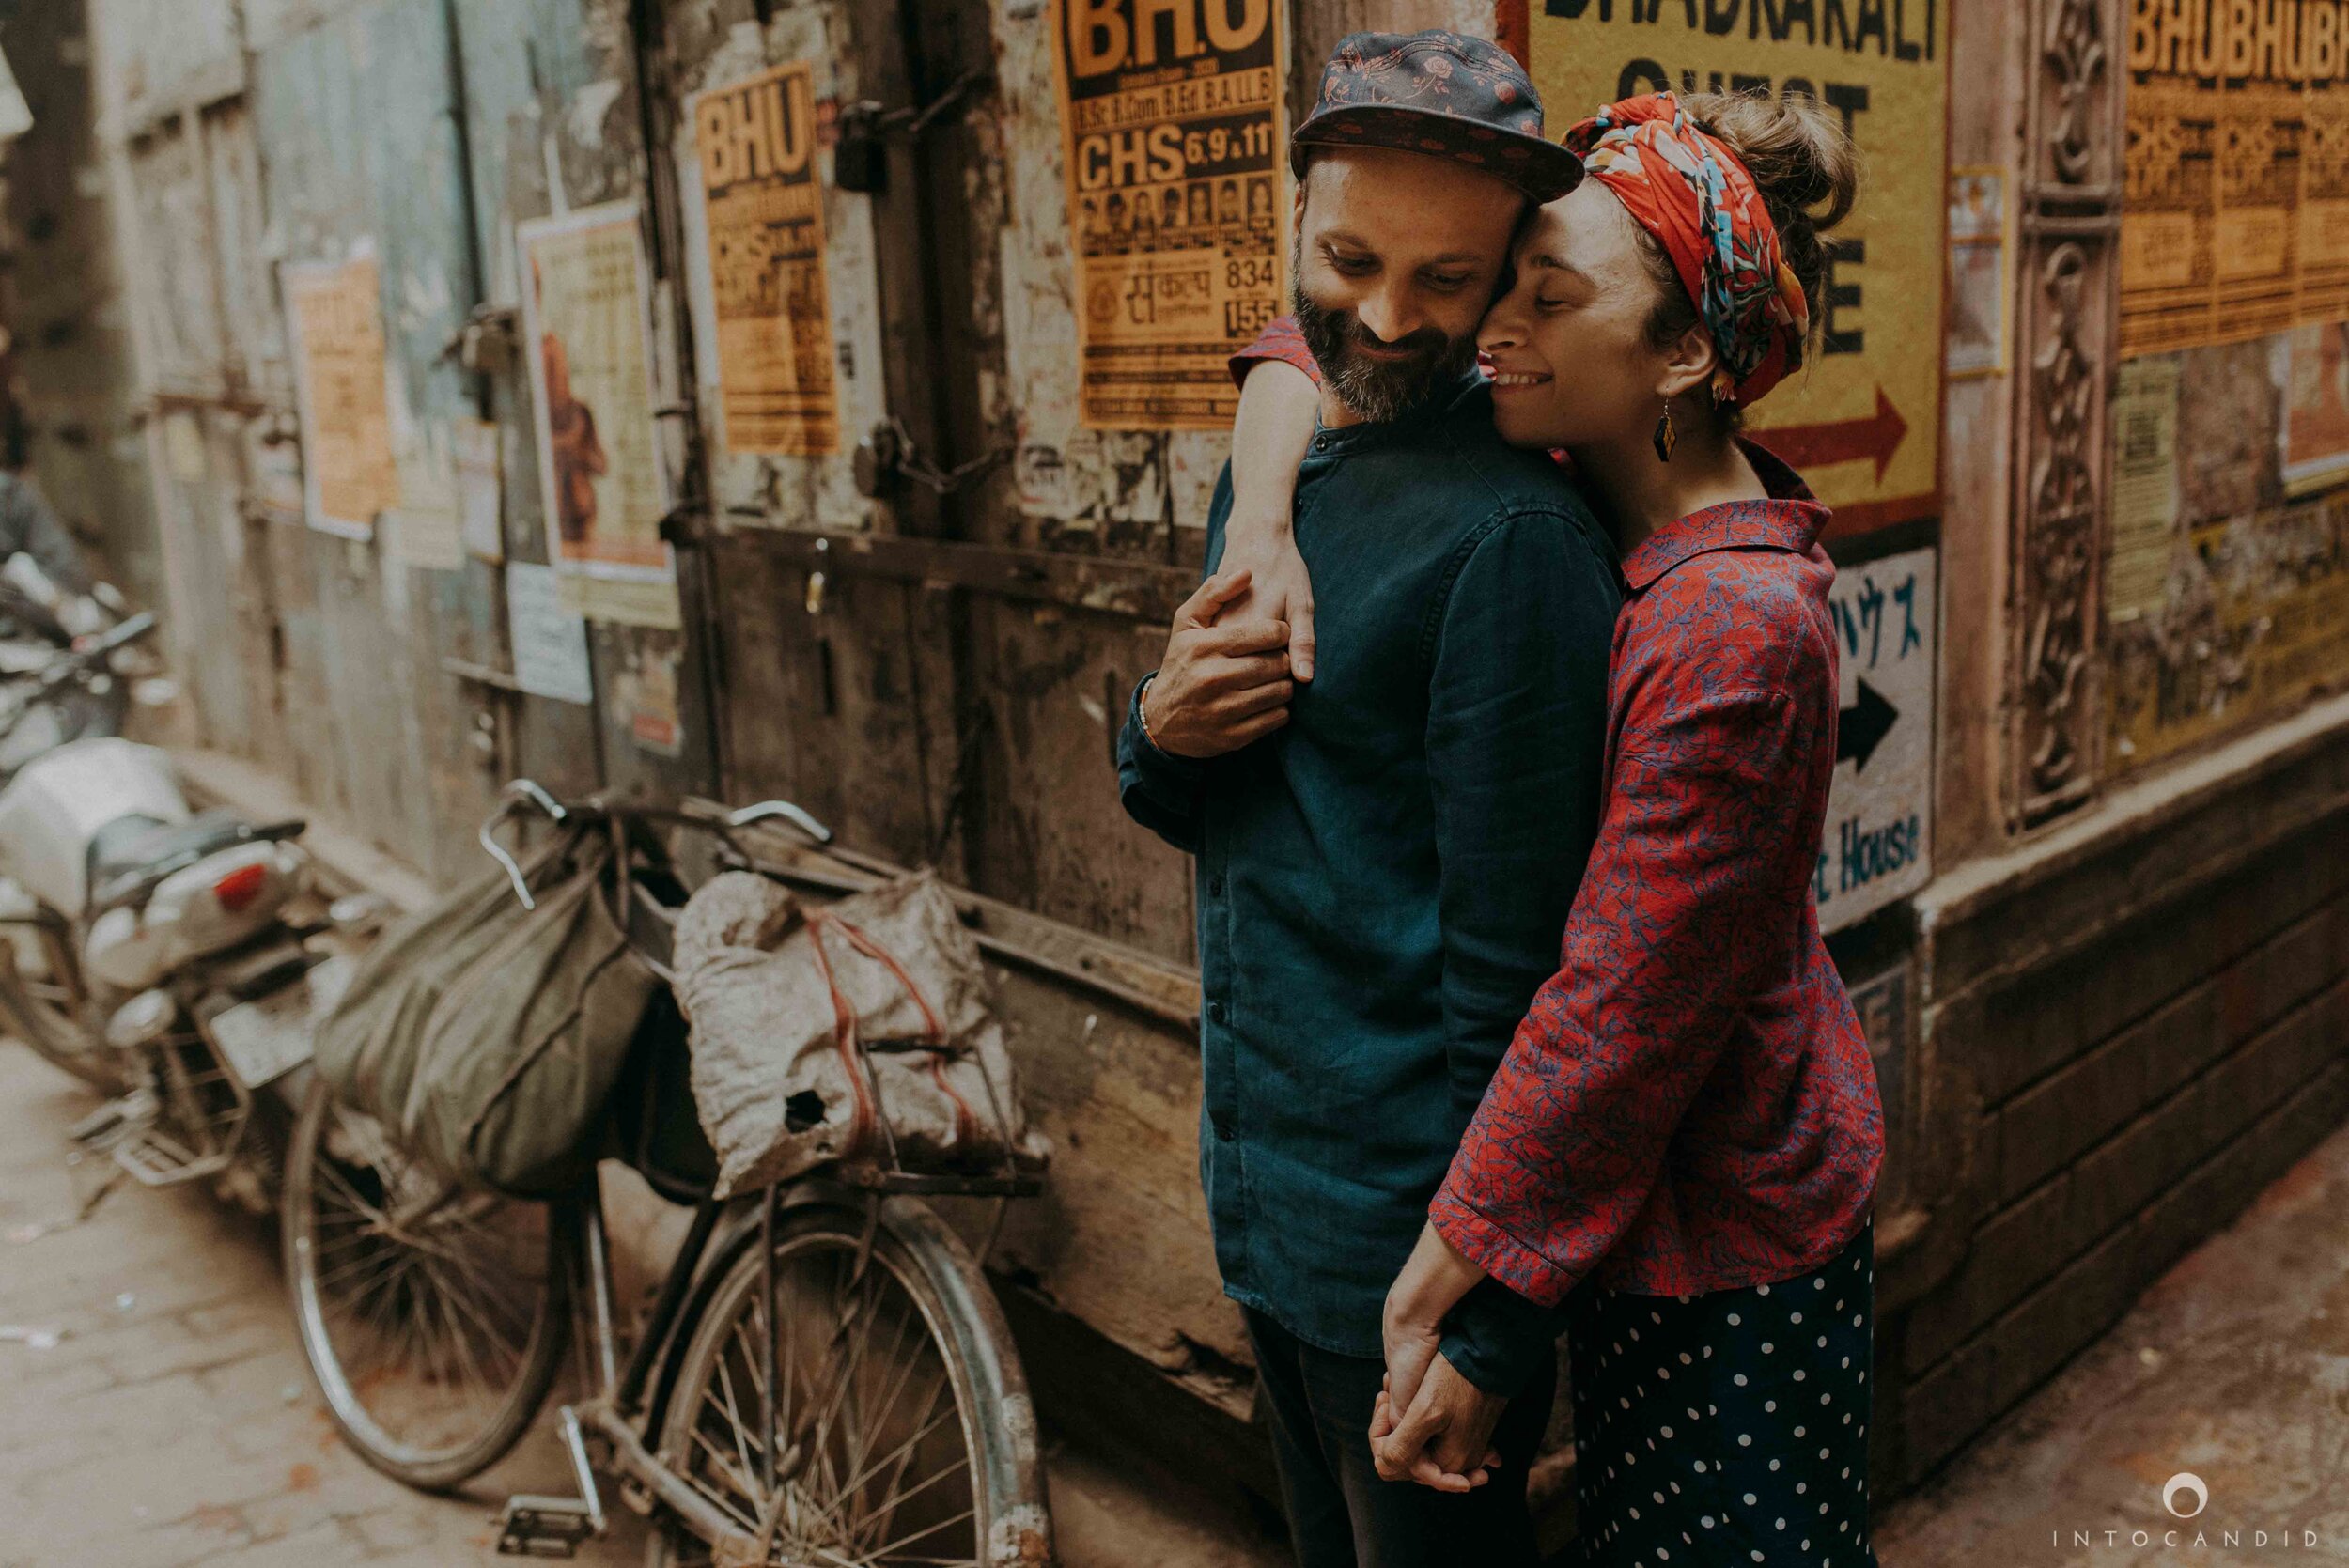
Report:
281,1075,577,1491
646,1193,1050,1568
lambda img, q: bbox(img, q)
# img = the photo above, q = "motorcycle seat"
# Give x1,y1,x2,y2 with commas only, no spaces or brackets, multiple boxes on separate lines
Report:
85,810,306,912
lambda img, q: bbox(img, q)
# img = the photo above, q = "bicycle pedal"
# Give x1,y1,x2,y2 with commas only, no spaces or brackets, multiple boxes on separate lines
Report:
492,1496,599,1558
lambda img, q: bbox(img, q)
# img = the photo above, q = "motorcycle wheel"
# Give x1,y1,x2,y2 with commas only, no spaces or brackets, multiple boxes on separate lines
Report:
0,966,123,1095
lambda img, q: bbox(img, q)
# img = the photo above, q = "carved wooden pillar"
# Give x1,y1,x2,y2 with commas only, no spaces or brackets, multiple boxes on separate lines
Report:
2010,0,2122,828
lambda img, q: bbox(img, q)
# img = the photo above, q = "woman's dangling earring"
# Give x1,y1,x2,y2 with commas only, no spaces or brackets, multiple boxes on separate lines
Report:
1652,396,1677,463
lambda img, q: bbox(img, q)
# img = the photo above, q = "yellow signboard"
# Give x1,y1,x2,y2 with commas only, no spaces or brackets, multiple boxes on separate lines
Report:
2121,0,2349,356
692,59,842,456
1528,4,1949,536
1050,0,1287,430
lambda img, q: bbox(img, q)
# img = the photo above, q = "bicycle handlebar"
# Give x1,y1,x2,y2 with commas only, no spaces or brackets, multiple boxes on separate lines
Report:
476,780,834,911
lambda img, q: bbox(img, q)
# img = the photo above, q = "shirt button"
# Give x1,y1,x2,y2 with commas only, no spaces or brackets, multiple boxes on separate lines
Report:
1207,1001,1226,1025
1207,875,1225,897
1212,1116,1236,1142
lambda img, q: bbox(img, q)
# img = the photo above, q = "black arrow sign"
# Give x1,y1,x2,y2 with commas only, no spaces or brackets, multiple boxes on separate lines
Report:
1839,678,1898,772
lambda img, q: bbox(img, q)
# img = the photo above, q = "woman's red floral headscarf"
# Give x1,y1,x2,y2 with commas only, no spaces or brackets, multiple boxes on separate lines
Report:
1562,93,1811,407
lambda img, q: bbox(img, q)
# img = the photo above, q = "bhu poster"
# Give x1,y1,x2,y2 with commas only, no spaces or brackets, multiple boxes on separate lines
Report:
692,59,842,456
516,202,679,629
2121,1,2349,356
1051,0,1288,429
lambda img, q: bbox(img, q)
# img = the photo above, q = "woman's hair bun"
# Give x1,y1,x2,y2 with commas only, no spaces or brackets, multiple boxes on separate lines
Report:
1678,89,1861,361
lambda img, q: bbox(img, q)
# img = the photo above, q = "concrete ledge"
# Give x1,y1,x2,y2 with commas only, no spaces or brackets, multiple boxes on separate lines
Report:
1917,692,2349,1000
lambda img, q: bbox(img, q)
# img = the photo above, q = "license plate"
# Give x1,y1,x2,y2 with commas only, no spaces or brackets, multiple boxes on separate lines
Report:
208,954,355,1090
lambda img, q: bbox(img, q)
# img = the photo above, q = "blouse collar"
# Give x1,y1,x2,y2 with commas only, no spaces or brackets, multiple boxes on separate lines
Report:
1617,437,1831,592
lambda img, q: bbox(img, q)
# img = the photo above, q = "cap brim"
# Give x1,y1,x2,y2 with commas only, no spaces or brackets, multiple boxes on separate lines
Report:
1291,106,1585,202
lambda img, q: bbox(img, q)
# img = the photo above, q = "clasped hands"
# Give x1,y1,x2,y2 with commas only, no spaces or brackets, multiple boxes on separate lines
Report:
1373,1222,1512,1493
1138,521,1317,760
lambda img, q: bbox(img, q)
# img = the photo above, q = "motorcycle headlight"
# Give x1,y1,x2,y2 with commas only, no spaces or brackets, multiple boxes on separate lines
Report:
103,988,178,1050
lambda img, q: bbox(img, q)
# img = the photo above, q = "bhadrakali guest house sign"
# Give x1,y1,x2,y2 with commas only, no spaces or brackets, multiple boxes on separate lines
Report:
1530,0,1950,540
1043,0,1948,540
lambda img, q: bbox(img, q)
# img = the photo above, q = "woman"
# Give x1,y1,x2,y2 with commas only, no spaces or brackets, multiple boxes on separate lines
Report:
1220,91,1887,1565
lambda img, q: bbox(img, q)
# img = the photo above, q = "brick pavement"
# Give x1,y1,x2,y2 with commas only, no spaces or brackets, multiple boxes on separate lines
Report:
1876,1111,2349,1563
0,1044,1282,1568
0,1045,633,1568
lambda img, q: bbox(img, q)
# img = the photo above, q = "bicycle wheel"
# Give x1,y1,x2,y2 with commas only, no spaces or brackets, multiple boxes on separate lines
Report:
281,1076,575,1491
647,1195,1050,1568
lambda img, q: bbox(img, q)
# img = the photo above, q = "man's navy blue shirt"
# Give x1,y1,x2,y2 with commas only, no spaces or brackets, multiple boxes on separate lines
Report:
1116,373,1622,1394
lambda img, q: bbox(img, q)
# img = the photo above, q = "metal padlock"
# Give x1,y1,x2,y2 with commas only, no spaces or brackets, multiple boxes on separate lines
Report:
852,422,901,498
834,102,888,194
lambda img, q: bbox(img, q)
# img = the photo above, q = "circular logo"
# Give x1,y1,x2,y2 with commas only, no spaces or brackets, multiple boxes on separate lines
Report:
2162,1472,2209,1519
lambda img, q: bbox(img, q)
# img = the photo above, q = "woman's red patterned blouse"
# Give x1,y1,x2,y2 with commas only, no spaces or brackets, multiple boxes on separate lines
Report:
1233,319,1883,1307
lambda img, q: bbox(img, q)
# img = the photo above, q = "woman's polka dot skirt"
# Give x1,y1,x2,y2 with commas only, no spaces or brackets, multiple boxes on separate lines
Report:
1564,1213,1877,1567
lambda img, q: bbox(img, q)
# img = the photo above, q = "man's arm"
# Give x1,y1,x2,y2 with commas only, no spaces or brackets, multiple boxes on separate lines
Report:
1421,507,1621,1395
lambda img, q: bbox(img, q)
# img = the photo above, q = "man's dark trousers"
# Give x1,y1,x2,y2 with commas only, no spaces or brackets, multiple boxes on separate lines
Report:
1243,1307,1557,1568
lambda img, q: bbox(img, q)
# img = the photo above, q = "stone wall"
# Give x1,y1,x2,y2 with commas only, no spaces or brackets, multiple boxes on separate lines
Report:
1881,696,2349,1486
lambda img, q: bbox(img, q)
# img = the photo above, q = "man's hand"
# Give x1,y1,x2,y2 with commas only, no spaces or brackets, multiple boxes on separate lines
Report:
1217,519,1317,682
1372,1352,1507,1493
1142,567,1294,758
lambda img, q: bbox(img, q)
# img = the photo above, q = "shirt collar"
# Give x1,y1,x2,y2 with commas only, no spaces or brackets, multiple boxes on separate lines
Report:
1617,436,1830,591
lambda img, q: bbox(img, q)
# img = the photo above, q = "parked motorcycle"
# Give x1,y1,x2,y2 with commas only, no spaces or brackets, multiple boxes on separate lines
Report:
0,567,148,781
0,616,366,1207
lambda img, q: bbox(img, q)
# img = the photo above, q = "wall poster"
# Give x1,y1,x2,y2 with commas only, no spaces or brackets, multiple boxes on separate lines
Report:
1050,0,1287,430
692,58,842,456
2280,318,2349,490
2121,1,2349,357
282,247,401,540
516,201,680,629
1946,168,2009,377
2106,334,2349,772
506,560,595,706
1527,2,1950,538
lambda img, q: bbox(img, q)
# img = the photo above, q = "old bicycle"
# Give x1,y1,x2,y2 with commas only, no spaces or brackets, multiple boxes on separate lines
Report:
279,783,1051,1565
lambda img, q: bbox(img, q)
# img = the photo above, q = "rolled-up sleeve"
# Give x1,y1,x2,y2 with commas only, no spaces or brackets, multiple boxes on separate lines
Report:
1431,667,1828,1310
1228,314,1318,389
1115,674,1207,854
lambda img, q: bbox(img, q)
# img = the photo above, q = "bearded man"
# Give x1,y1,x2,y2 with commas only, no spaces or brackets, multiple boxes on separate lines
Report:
1114,32,1623,1568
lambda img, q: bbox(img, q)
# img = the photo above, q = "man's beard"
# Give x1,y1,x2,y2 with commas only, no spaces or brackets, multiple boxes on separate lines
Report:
1292,261,1480,424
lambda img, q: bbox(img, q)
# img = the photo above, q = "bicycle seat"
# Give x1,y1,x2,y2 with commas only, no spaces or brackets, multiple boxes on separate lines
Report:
85,810,306,910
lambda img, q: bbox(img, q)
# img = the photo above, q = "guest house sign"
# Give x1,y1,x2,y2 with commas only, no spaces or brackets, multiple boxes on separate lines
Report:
1529,1,1951,538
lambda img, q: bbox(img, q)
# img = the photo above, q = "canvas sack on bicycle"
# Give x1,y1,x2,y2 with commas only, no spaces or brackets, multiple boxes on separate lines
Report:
282,784,1056,1568
307,809,659,1196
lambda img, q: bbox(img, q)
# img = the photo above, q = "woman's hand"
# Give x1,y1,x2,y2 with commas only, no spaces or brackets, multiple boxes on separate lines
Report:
1380,1221,1489,1415
1217,520,1316,682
